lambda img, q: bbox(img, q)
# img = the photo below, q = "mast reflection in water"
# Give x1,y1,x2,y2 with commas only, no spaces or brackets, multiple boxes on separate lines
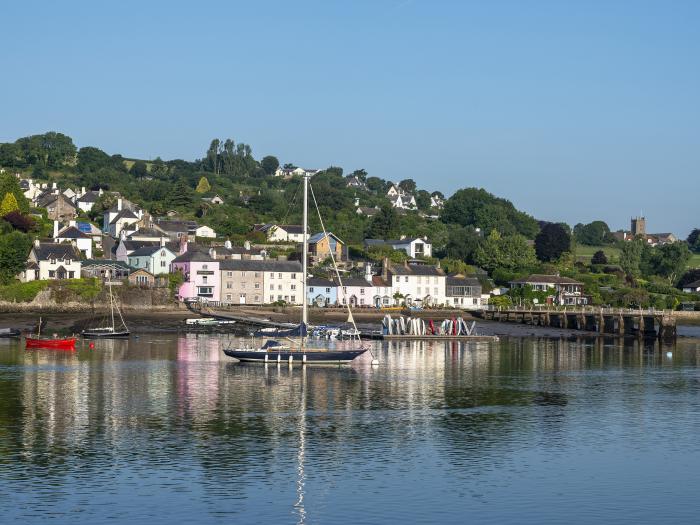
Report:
0,334,699,524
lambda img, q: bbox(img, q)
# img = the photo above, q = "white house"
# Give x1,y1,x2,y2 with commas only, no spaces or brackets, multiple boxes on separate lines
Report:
430,194,445,209
388,193,417,210
274,167,320,178
54,221,92,259
104,198,143,238
262,261,304,304
509,274,587,306
682,280,700,294
76,188,103,213
445,274,483,310
255,223,307,243
195,225,216,238
20,240,82,282
364,237,432,258
382,260,446,307
336,276,373,307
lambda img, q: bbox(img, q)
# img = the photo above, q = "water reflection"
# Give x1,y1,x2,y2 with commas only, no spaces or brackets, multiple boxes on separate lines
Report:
0,334,699,524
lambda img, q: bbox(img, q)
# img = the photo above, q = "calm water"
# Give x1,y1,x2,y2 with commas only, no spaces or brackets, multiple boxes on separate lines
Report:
1,334,700,524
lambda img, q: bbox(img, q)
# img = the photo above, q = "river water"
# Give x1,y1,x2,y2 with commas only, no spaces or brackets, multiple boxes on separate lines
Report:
1,333,700,524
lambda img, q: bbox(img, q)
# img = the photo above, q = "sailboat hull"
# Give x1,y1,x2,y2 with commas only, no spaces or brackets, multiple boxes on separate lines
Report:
81,330,130,338
223,348,368,364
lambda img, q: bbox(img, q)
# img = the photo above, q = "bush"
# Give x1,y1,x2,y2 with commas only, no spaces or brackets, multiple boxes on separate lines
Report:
0,280,49,302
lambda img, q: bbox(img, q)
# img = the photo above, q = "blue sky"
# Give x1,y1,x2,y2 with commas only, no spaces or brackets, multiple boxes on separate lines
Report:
2,0,698,236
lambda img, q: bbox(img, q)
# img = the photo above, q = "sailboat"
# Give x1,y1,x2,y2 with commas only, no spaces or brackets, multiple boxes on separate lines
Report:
223,173,373,365
82,271,130,338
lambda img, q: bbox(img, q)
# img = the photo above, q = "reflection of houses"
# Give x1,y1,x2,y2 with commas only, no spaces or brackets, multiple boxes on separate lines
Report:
20,240,81,281
171,251,220,302
364,237,432,258
445,274,482,310
509,274,587,306
307,277,337,307
308,232,344,264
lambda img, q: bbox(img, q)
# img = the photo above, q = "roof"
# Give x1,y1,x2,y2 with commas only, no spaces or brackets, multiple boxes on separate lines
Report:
219,259,302,273
82,259,131,269
357,207,379,216
128,227,167,238
309,231,343,244
37,193,75,209
336,277,372,287
446,274,482,287
172,250,216,263
683,280,700,289
510,274,583,285
109,209,138,224
119,239,158,251
156,220,197,232
56,226,90,239
25,261,39,269
307,277,335,287
33,242,80,261
388,263,444,277
256,223,304,235
77,191,100,203
214,245,262,256
128,246,164,257
365,237,428,247
372,275,390,287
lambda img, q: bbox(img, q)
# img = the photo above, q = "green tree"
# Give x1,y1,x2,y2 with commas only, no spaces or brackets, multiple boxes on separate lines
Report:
652,242,691,284
415,190,432,211
77,146,111,173
195,176,211,193
444,225,481,263
573,220,612,245
366,205,399,239
129,160,149,179
687,228,700,253
475,230,537,272
365,176,386,193
0,192,19,216
591,250,608,265
169,179,194,208
620,239,644,277
535,223,571,262
260,155,280,176
399,179,417,194
0,231,32,284
0,172,29,213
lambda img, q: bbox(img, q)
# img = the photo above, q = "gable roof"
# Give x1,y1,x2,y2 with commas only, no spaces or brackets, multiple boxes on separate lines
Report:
336,277,372,287
683,280,700,289
56,226,90,239
509,274,583,285
388,263,444,276
109,209,138,223
172,250,216,263
255,223,304,235
77,191,100,203
128,245,165,257
307,277,335,287
446,274,482,287
33,242,81,261
309,231,343,244
219,259,302,273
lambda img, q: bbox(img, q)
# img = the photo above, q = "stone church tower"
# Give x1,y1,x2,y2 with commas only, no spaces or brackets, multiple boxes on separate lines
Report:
631,216,646,237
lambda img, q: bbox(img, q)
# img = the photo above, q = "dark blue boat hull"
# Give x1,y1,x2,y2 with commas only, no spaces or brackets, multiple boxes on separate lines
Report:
223,348,368,364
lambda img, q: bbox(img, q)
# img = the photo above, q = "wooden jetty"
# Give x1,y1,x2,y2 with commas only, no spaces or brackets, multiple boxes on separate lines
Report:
475,307,677,340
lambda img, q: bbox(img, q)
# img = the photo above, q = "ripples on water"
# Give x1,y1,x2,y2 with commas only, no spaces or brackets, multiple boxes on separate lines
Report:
1,334,700,524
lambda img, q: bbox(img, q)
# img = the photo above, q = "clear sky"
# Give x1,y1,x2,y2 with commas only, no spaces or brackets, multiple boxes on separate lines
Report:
2,0,698,236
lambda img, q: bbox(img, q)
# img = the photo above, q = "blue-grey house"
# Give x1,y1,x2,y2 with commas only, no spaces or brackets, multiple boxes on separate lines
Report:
306,277,337,307
127,245,176,275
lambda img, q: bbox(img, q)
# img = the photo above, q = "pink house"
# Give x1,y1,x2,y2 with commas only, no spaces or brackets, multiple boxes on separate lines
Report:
170,250,220,302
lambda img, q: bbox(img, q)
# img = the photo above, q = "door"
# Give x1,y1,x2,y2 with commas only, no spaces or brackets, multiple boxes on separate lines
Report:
239,294,246,304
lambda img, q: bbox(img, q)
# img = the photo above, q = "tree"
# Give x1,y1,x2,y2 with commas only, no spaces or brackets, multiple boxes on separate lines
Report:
444,225,481,263
399,179,417,194
591,250,608,265
687,228,700,253
441,187,539,238
169,179,194,208
351,169,368,182
0,192,19,217
206,139,221,174
365,177,385,193
129,160,149,179
365,205,399,239
2,210,35,232
195,176,211,193
260,156,280,176
620,238,644,277
0,172,29,212
475,230,537,272
652,242,691,285
535,223,571,262
415,190,432,211
77,146,111,173
573,220,612,245
0,231,32,284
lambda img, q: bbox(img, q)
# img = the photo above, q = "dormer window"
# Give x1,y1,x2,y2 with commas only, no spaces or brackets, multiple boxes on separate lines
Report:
50,258,56,265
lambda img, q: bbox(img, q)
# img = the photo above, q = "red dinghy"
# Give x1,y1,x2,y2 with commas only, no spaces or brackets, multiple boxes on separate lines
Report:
25,337,76,350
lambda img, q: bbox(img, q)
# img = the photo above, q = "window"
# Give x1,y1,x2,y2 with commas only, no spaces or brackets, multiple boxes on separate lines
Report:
241,283,246,289
360,298,365,305
203,264,208,270
161,261,166,267
291,284,296,290
227,283,232,289
241,271,246,277
203,276,207,283
255,295,260,302
255,272,260,278
50,258,56,265
291,273,297,279
360,288,364,294
278,284,282,290
69,271,74,279
270,295,274,302
395,276,400,283
270,272,275,278
278,273,282,279
278,295,282,301
49,271,55,278
417,287,422,295
255,283,260,289
226,294,232,300
326,287,330,293
227,271,233,277
270,284,274,291
291,295,296,303
310,287,314,293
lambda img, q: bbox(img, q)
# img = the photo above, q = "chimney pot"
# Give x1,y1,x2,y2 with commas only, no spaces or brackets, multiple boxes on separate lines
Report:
117,198,123,211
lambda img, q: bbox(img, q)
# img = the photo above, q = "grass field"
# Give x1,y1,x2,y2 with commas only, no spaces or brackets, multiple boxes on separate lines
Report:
689,253,700,269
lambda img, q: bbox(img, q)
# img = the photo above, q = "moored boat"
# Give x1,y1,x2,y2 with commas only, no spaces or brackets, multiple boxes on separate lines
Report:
82,272,130,338
25,336,76,350
0,328,21,338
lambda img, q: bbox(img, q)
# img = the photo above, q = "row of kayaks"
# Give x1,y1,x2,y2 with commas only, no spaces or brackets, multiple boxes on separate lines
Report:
382,315,477,336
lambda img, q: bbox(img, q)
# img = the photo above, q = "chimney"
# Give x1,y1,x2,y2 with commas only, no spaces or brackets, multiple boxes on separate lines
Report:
160,237,165,247
52,182,57,190
354,197,360,207
382,257,389,280
69,220,76,227
98,188,103,196
209,248,217,259
34,239,40,248
365,262,372,282
117,198,123,211
81,186,86,196
53,220,59,239
179,237,188,255
224,239,232,249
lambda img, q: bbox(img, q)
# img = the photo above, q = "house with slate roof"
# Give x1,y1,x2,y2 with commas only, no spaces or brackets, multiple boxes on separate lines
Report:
364,237,432,258
128,245,176,275
76,189,102,213
171,250,220,302
509,274,587,306
54,220,93,259
307,277,337,307
445,273,483,310
219,259,303,304
254,223,307,243
381,259,446,306
20,240,81,282
37,192,77,221
308,232,344,264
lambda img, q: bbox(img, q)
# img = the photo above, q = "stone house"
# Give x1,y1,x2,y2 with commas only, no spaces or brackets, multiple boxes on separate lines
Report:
308,232,344,264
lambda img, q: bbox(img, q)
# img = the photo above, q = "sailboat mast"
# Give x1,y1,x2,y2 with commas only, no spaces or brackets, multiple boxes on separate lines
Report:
108,270,115,331
301,174,309,328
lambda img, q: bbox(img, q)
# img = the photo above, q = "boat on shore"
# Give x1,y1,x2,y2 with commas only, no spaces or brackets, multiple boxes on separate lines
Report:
186,317,236,326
